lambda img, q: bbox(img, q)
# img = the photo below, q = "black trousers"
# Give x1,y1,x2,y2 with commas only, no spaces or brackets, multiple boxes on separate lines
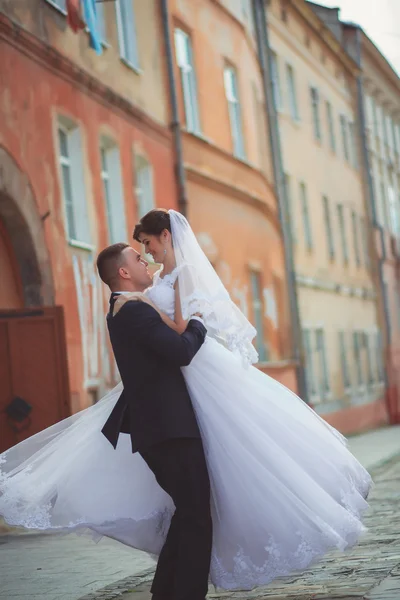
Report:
140,438,212,600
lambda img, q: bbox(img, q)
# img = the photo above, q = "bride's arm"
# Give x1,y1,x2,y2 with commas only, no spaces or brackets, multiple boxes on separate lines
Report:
173,281,189,335
114,292,182,332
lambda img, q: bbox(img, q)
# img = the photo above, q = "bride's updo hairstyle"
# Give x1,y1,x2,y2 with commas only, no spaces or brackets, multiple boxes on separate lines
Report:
133,208,172,242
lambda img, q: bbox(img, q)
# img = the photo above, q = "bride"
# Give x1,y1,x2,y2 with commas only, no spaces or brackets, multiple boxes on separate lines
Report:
0,209,371,591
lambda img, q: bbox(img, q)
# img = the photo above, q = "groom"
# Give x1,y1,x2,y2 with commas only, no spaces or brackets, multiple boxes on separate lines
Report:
96,242,212,600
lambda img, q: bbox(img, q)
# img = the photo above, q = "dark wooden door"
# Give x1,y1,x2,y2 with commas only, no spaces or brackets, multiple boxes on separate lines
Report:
0,306,70,453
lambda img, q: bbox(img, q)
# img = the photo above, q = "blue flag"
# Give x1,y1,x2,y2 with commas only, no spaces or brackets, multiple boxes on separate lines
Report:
82,0,102,55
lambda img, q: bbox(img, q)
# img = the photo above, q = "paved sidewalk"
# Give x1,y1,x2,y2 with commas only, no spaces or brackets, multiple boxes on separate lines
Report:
1,425,399,600
82,453,400,600
0,533,155,600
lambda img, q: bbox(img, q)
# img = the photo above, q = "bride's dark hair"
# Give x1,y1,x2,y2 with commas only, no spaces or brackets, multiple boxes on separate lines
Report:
133,209,171,242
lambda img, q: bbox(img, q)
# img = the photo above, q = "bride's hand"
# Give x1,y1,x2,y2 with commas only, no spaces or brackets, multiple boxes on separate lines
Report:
113,292,161,317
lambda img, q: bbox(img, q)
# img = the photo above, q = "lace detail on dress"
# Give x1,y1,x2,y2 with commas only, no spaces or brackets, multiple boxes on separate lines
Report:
209,497,368,591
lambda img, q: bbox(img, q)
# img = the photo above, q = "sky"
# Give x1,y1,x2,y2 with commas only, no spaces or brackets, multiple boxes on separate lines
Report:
311,0,400,75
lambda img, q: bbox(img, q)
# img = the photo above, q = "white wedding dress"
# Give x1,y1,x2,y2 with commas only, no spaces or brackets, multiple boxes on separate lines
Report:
0,266,372,591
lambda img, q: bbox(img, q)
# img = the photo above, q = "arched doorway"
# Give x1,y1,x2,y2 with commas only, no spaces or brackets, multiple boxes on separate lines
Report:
0,146,54,306
0,147,70,452
0,217,23,309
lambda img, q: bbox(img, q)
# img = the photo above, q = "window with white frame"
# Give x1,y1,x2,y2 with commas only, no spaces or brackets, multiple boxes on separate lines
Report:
299,182,312,250
303,329,317,397
241,0,255,35
338,331,351,390
340,115,350,162
316,328,330,398
284,173,296,244
363,332,374,385
326,101,336,152
286,64,299,121
174,29,201,134
250,271,267,362
375,331,384,382
310,87,322,141
57,118,91,246
100,140,127,244
388,184,400,237
337,204,349,265
322,195,334,259
360,216,369,268
135,155,155,218
46,0,66,12
224,66,246,160
353,331,363,387
348,121,358,168
116,0,139,69
352,211,361,267
270,51,282,111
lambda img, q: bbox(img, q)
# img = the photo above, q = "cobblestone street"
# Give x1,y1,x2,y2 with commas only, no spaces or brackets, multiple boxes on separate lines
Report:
0,429,399,600
83,454,400,600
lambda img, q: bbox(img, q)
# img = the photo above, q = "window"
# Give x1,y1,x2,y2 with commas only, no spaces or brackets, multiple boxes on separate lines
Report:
175,29,201,134
270,51,282,111
322,195,334,259
352,211,361,267
339,331,351,389
100,141,127,244
360,217,369,268
379,180,390,230
392,121,400,154
376,331,384,382
303,329,317,396
340,115,350,162
363,333,374,385
46,0,66,12
57,119,91,246
224,66,246,160
310,87,322,141
388,184,400,237
326,101,335,152
241,0,255,35
116,0,139,69
284,173,296,244
135,155,155,218
286,64,299,121
316,328,330,397
250,271,267,362
348,121,358,168
299,182,312,250
337,204,349,265
353,331,363,387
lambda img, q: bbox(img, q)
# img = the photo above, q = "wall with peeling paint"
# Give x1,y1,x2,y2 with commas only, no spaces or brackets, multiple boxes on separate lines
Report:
0,6,177,411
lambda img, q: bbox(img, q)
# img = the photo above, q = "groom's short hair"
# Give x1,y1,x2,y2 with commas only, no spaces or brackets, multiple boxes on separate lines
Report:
96,243,130,286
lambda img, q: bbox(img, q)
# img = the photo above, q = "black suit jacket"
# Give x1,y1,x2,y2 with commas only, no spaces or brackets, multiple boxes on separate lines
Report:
102,294,207,453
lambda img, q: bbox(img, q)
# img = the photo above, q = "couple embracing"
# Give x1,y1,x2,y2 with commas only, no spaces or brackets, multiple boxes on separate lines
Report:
0,209,371,600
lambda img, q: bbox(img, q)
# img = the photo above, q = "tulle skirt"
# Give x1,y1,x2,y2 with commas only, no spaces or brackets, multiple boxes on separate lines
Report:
0,337,372,590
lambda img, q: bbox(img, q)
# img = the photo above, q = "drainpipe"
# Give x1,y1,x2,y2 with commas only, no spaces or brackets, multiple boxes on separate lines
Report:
253,0,308,403
160,0,188,217
353,26,391,415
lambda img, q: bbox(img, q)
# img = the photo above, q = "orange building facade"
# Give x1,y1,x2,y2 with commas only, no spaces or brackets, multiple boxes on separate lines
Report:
167,0,297,389
0,0,297,448
0,0,177,428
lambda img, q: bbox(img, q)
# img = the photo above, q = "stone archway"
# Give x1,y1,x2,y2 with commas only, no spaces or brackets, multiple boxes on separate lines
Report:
0,146,54,306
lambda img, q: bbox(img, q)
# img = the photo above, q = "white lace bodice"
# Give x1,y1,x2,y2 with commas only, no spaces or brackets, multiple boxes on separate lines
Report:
145,267,179,321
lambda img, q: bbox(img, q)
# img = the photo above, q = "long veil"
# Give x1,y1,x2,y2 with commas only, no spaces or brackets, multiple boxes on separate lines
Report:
169,210,258,366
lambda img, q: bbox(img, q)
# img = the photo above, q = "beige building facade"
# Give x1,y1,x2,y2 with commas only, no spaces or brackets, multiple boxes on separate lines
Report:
267,0,385,432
